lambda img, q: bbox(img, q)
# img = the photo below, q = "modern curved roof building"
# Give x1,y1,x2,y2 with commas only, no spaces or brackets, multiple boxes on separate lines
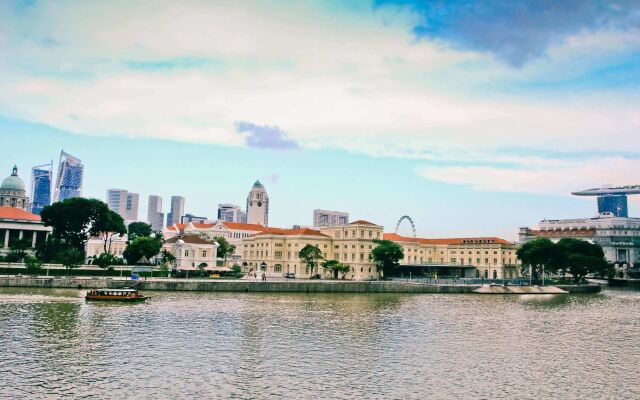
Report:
572,185,640,218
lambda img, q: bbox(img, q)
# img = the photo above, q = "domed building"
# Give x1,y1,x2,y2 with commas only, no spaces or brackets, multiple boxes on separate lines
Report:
0,165,28,210
0,165,51,256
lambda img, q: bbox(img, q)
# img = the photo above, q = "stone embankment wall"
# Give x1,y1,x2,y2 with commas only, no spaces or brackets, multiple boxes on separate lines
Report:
0,277,601,294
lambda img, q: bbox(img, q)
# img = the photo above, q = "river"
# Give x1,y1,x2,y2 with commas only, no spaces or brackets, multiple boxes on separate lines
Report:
0,288,638,399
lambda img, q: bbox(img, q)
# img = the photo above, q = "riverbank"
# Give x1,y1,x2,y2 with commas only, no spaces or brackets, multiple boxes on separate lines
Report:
0,276,601,294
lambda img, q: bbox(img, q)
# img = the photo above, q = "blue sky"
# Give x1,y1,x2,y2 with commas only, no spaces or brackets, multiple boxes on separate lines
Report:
1,0,639,240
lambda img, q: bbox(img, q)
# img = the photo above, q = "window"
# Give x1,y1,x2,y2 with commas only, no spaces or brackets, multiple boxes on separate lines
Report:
202,251,207,258
274,264,282,272
184,250,189,257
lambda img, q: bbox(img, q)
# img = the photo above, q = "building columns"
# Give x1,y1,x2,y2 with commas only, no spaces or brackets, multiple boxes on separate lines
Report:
3,230,8,248
31,231,37,248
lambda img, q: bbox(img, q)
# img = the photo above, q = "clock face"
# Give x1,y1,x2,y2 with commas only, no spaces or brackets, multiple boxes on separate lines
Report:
257,201,263,207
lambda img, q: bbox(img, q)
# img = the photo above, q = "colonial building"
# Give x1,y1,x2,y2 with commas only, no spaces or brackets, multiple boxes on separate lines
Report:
162,234,219,271
0,166,51,256
85,234,128,261
384,233,520,279
246,180,269,226
519,213,640,267
241,220,383,280
163,220,268,264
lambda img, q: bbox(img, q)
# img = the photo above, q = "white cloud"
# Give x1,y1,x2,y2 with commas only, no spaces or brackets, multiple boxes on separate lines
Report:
0,0,639,164
417,157,640,195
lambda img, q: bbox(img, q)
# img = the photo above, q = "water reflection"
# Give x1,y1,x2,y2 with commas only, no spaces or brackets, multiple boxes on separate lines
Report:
0,288,638,399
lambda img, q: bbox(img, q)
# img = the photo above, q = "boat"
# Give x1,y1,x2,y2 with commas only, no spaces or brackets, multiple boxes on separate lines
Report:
85,288,148,302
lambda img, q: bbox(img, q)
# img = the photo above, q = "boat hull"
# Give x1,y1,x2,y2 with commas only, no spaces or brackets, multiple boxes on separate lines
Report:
85,295,148,302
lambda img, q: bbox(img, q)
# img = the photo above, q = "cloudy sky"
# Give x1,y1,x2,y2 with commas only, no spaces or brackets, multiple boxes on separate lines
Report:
1,0,639,239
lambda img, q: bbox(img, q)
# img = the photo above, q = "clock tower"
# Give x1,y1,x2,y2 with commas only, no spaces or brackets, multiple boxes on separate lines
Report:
246,180,269,226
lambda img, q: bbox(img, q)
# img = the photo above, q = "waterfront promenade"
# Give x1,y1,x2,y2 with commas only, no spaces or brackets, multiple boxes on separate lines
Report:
0,275,601,294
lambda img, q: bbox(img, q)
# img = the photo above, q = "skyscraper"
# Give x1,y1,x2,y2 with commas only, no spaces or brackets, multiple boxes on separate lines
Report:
54,150,84,202
246,180,269,226
313,209,349,227
126,192,139,221
147,195,164,231
167,196,185,226
30,162,53,214
217,203,246,223
107,189,128,219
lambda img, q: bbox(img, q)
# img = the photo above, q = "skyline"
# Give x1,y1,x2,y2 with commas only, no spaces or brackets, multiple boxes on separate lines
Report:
2,0,640,239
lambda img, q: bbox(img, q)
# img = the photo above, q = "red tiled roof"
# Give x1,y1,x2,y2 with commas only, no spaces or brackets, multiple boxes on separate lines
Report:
383,232,514,245
221,221,269,231
165,226,177,231
349,220,378,226
256,227,329,238
0,207,41,222
192,223,215,229
165,234,216,245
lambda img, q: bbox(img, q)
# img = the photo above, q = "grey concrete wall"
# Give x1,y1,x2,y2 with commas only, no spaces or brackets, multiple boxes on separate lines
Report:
0,277,600,294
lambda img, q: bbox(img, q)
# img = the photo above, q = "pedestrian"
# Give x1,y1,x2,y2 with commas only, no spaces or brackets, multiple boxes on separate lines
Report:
262,273,266,282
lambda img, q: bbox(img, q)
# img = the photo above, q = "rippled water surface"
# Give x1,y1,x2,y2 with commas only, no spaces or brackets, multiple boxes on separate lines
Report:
0,288,639,399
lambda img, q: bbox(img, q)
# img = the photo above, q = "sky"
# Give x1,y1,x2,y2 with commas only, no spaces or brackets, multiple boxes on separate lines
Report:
1,0,639,240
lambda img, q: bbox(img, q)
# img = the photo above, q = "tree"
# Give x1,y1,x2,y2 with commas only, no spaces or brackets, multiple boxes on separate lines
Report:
198,262,208,276
5,238,31,263
93,253,124,269
40,198,112,251
24,256,43,274
556,238,610,283
98,211,127,253
299,244,323,277
128,222,152,241
516,238,561,279
371,239,404,279
322,259,350,279
123,236,162,265
215,236,236,264
56,247,85,270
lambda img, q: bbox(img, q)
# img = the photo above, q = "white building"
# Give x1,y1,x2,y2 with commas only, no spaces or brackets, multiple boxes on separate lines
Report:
520,212,640,267
0,166,51,255
163,220,267,265
246,180,269,226
163,234,219,271
313,209,349,227
147,195,164,231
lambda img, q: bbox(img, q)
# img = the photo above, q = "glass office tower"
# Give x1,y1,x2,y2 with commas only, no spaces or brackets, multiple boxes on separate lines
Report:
54,151,84,202
30,162,53,214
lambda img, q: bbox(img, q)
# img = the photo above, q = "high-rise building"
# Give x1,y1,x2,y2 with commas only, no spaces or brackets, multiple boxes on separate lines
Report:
147,195,164,231
217,203,246,223
30,162,53,214
180,214,210,224
313,209,349,227
167,195,185,226
54,150,84,202
107,189,128,218
126,192,139,221
246,180,269,226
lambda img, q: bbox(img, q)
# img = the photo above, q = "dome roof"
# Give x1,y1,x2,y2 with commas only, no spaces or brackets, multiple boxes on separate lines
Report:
1,166,25,192
253,180,264,188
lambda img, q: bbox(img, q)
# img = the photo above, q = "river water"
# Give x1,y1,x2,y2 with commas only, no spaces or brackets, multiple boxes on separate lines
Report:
0,287,638,399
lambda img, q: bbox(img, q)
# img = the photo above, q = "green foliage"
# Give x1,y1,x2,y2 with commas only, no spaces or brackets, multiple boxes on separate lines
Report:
92,253,125,269
556,238,610,283
232,264,242,276
160,250,176,266
123,236,162,265
299,244,324,276
517,238,610,283
215,236,236,260
56,247,85,270
516,238,561,278
24,256,43,273
127,222,152,241
98,211,127,253
5,238,31,263
40,198,114,251
322,259,350,279
371,239,404,279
